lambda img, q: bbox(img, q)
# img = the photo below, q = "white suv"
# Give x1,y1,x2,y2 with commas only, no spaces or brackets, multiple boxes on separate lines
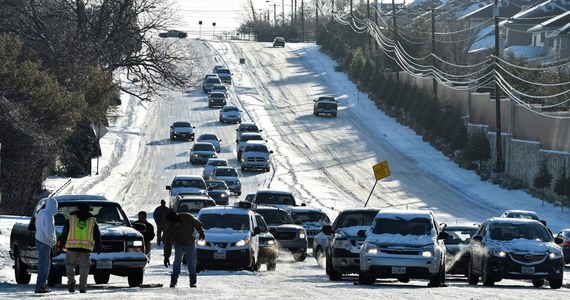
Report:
359,209,448,287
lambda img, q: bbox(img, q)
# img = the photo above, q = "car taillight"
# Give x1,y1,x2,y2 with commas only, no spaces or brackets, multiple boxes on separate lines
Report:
563,241,570,246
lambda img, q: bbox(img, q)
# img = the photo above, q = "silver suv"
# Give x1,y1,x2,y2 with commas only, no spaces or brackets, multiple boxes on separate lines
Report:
240,141,273,172
358,209,448,287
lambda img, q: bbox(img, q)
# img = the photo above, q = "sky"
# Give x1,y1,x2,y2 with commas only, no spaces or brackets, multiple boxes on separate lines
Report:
0,0,569,297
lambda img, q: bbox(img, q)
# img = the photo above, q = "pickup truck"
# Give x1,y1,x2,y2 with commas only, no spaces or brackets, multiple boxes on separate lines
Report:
10,195,148,287
313,96,338,117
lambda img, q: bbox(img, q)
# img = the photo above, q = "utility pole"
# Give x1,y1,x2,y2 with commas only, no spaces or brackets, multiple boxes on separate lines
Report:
431,9,437,99
331,0,334,22
391,0,399,87
374,0,378,51
350,0,353,49
274,2,277,25
294,0,297,23
316,0,319,32
494,0,503,173
282,0,285,25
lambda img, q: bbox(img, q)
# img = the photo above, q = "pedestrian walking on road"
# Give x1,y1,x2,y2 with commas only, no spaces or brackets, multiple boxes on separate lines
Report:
163,210,205,288
34,197,58,293
153,199,169,245
59,203,102,293
134,211,155,258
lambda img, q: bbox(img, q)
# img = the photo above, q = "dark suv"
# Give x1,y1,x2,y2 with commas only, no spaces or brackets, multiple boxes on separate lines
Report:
467,217,564,289
254,206,308,261
313,96,338,117
272,37,285,47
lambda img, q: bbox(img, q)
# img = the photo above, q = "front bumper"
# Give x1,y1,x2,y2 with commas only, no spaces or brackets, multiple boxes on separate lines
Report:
191,154,217,163
485,255,564,280
330,249,361,274
171,132,194,140
360,253,442,279
221,115,241,123
197,248,253,270
52,252,148,277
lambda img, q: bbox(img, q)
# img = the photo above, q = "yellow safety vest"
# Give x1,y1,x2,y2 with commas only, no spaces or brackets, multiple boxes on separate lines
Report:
65,215,96,251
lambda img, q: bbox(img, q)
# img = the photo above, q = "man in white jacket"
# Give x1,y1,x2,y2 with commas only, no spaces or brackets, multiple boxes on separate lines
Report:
34,197,58,293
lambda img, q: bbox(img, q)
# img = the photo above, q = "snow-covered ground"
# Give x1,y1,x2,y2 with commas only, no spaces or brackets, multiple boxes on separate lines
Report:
1,1,569,297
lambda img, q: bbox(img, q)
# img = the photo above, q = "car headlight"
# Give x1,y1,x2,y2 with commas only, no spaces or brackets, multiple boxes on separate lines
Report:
549,250,563,259
334,239,351,250
197,239,206,246
235,180,241,185
421,250,434,257
365,243,379,255
490,249,507,257
263,239,276,246
126,240,144,252
192,154,199,158
241,158,245,162
298,229,306,239
235,239,250,246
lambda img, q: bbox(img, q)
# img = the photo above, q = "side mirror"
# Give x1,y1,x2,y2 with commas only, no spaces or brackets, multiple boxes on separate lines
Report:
253,226,261,236
437,232,449,240
357,230,366,238
259,129,263,132
472,235,483,242
208,186,214,191
300,203,306,207
166,185,171,190
269,151,274,154
323,225,334,235
554,237,563,245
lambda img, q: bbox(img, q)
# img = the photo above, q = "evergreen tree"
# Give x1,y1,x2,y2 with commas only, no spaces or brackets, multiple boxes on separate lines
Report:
464,132,491,168
533,159,552,191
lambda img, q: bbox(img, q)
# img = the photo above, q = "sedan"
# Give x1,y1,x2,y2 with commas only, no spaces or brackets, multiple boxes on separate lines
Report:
219,105,242,124
197,133,222,153
169,121,195,141
202,158,229,180
158,29,188,38
441,224,479,276
205,180,231,205
555,229,570,264
189,142,217,164
210,166,242,195
208,92,227,108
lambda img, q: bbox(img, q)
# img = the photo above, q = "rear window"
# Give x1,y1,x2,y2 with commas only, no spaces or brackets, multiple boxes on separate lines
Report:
172,179,206,189
255,192,295,206
336,211,378,228
290,211,331,224
177,199,216,214
255,209,294,225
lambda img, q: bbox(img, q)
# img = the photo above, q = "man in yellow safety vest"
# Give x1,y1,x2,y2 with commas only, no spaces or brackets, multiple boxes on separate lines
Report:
58,203,102,293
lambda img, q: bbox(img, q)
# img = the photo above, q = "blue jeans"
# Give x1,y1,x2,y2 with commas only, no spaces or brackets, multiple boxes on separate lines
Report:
35,240,51,289
171,242,197,285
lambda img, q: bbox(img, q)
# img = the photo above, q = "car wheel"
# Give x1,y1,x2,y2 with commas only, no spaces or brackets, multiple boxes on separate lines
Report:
358,271,376,285
532,279,544,287
467,258,479,285
267,261,277,271
237,191,242,196
14,251,31,284
549,277,563,289
94,273,110,284
326,255,342,281
265,167,270,173
127,270,144,287
428,262,445,287
293,251,307,262
481,260,495,286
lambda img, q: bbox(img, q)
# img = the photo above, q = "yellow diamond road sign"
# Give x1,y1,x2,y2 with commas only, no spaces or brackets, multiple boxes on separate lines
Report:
373,161,390,181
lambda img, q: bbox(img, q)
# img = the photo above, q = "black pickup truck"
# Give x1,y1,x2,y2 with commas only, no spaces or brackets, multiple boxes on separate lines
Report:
9,195,148,287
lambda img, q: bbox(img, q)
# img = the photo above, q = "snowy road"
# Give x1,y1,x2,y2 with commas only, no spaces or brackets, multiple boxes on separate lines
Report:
1,39,569,299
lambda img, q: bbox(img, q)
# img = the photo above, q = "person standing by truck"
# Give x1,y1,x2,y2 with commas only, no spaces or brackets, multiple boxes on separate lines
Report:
163,210,205,288
153,199,169,245
134,211,155,258
34,197,58,293
58,203,102,293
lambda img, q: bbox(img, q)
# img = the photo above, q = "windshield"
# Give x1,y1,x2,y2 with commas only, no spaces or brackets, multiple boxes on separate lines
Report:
206,181,228,190
336,211,378,229
173,122,191,127
318,103,337,109
242,135,263,142
55,203,129,226
217,69,230,74
224,106,239,112
244,145,268,152
207,78,221,83
177,199,215,214
194,144,215,151
371,217,433,236
200,214,250,231
239,125,259,132
443,227,478,245
199,134,217,141
290,211,331,224
172,179,206,189
255,193,295,206
207,160,228,167
214,168,238,177
489,222,552,242
255,209,294,225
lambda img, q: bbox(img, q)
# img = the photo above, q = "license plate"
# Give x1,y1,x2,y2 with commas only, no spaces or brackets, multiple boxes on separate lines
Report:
96,260,113,269
392,266,406,274
214,251,226,260
521,266,535,274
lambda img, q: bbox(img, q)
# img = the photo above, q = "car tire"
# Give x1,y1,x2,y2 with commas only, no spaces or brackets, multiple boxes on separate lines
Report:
481,260,495,286
532,279,544,287
267,261,277,271
293,251,307,262
467,259,479,285
358,271,375,285
549,277,562,289
94,273,110,284
428,262,445,287
127,270,144,287
326,255,342,281
14,251,31,284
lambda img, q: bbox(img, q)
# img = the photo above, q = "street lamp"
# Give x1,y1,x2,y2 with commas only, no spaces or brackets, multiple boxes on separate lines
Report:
212,22,216,38
199,21,202,39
